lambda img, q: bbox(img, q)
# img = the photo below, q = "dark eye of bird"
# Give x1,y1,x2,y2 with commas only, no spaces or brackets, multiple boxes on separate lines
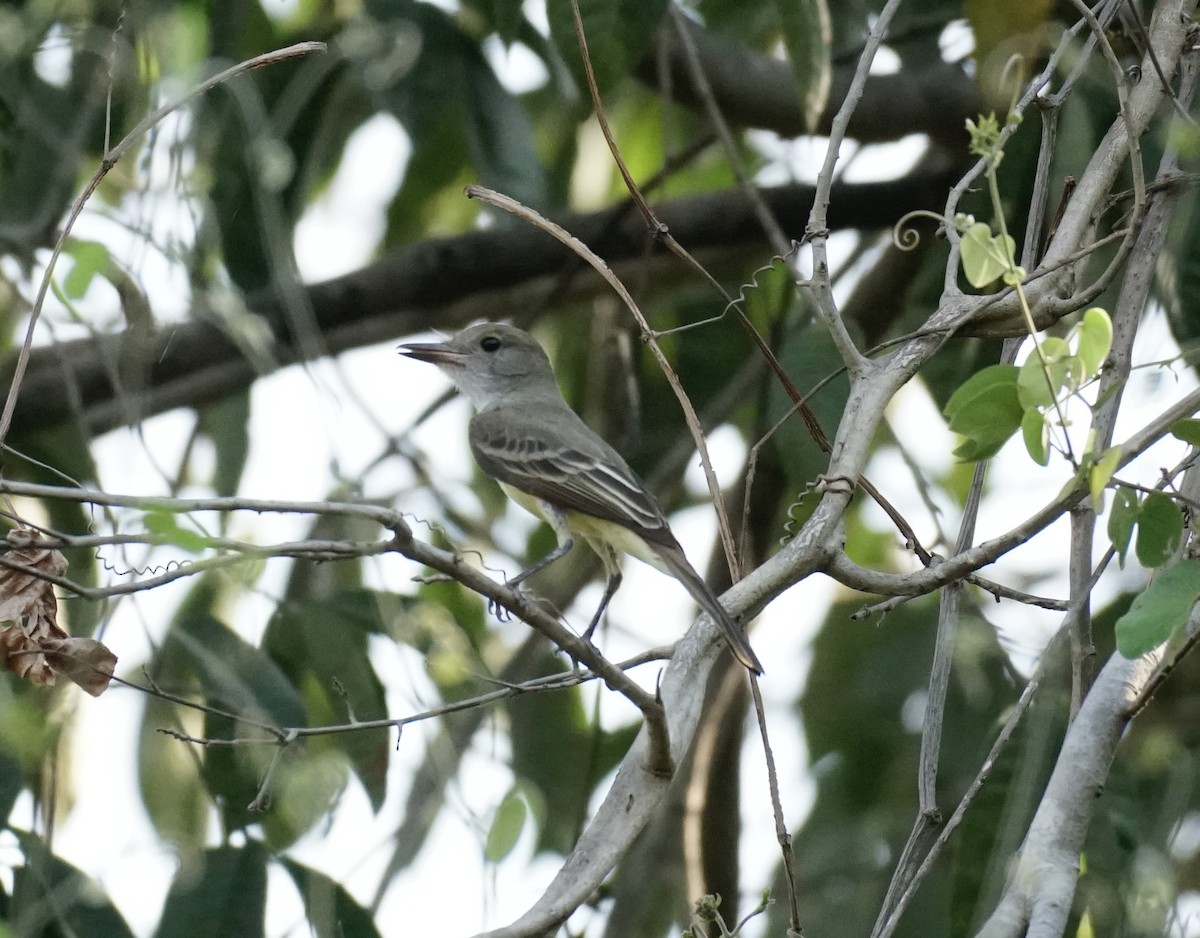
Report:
480,336,501,352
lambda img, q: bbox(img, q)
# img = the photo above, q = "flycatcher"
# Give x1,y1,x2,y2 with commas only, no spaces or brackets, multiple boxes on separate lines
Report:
400,322,763,674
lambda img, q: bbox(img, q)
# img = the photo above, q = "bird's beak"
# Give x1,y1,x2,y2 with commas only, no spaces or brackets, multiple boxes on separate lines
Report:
398,340,465,367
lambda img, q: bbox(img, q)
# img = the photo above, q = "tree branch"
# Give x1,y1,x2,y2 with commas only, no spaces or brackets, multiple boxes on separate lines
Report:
5,166,959,437
974,648,1163,937
940,0,1197,337
639,16,981,145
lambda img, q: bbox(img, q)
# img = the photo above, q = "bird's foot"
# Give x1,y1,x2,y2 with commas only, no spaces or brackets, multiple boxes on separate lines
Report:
487,576,535,622
486,595,513,622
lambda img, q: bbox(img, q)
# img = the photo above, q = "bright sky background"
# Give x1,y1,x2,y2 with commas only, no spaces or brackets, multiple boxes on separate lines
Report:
5,5,1199,937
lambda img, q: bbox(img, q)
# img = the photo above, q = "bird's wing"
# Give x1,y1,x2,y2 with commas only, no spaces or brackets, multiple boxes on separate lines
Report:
471,405,764,674
468,406,675,548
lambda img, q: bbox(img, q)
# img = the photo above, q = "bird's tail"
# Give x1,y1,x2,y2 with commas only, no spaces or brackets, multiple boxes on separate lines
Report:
657,543,763,674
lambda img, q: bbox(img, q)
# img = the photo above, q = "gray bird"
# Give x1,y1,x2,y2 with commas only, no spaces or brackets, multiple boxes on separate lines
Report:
400,322,762,674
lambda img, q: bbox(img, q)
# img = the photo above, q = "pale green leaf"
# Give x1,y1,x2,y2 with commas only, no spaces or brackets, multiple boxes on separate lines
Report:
143,510,209,554
1017,338,1083,409
960,222,1015,287
1077,307,1112,376
1088,445,1121,508
1172,418,1200,445
63,240,111,300
485,787,528,863
1115,559,1200,658
1021,407,1049,465
1107,485,1138,567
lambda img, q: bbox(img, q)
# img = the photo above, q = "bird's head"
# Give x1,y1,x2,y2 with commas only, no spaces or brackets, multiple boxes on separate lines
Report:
399,322,557,410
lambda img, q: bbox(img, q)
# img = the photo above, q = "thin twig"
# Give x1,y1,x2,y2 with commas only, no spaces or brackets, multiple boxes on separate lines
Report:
565,0,742,578
151,649,662,744
0,478,671,760
748,674,801,933
873,631,1065,938
802,0,905,373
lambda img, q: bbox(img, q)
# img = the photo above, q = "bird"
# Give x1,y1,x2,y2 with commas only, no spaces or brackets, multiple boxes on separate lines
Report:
399,322,763,674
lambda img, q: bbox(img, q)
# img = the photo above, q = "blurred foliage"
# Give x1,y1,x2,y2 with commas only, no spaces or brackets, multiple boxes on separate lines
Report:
0,0,1194,936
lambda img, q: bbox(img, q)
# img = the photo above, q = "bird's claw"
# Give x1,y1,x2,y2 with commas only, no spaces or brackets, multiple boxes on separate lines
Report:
486,595,513,622
488,576,533,622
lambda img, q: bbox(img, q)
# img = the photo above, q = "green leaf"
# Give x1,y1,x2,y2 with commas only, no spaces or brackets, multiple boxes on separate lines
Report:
281,858,385,938
1162,186,1200,347
0,751,23,828
11,834,135,938
63,240,111,300
155,609,307,835
1115,560,1200,658
262,749,351,851
1077,307,1112,376
1088,445,1122,508
950,412,1020,461
165,611,306,725
1039,336,1070,361
1171,418,1200,445
960,221,1016,287
1021,407,1049,465
138,693,209,852
944,364,1021,419
546,0,669,94
264,590,392,811
383,115,472,245
770,323,852,495
774,0,832,132
154,844,268,938
417,577,488,651
0,62,105,267
1135,491,1184,568
362,3,546,220
1108,485,1139,566
197,391,252,499
461,31,548,209
471,0,527,43
1017,338,1079,409
201,36,371,291
485,786,529,862
507,655,638,853
944,364,1022,461
143,510,209,554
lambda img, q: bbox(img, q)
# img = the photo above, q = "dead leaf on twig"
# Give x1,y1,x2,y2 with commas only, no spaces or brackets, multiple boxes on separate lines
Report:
0,529,117,696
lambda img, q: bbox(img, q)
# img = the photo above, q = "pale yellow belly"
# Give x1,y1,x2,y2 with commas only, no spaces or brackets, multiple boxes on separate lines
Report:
498,481,669,574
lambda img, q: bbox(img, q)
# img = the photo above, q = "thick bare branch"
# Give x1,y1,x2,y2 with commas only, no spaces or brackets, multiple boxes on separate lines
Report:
4,166,958,437
640,16,980,144
974,649,1163,937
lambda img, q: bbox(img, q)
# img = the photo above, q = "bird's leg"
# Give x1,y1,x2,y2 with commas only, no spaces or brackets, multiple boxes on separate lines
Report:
582,538,624,640
489,539,574,617
508,536,574,589
488,503,575,619
583,568,622,640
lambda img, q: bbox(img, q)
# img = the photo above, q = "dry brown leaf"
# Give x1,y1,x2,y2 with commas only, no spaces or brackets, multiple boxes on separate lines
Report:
0,529,117,695
0,620,53,685
42,636,118,698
